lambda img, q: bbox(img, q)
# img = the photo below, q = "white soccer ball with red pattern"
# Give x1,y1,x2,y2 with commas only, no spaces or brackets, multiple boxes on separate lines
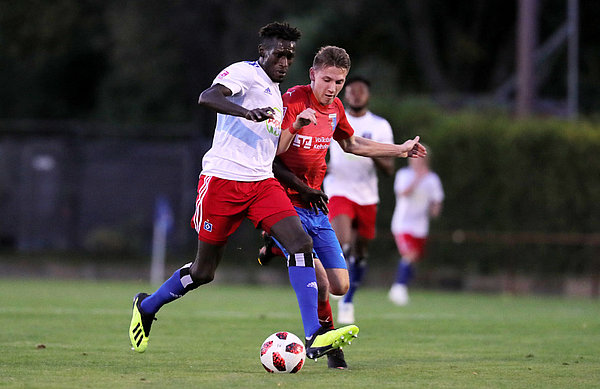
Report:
260,331,306,373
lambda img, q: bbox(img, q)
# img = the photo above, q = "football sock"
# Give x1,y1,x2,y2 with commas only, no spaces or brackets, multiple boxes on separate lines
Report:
318,298,334,330
395,259,414,285
141,262,199,315
287,252,321,338
343,256,367,304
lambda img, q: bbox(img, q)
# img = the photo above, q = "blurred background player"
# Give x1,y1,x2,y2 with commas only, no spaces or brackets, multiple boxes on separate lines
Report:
129,22,359,360
389,151,444,305
258,46,427,368
323,76,394,325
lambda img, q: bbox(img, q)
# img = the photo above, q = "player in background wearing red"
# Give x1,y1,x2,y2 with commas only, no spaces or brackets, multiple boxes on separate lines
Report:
258,46,426,368
323,76,395,325
389,152,444,305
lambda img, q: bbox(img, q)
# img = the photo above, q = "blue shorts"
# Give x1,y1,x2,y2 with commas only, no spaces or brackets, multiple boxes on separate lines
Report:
273,207,347,270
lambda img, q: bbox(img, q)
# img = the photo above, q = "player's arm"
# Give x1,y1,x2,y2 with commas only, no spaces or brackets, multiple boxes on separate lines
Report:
276,108,318,155
272,157,329,215
337,135,427,159
198,84,275,122
372,157,394,176
430,202,443,218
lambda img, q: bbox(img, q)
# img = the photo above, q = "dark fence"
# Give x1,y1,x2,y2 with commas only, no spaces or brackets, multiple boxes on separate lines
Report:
0,120,208,254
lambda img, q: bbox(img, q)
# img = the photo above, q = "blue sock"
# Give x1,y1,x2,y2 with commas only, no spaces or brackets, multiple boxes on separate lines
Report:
287,253,320,338
395,259,414,285
343,256,366,304
141,263,195,315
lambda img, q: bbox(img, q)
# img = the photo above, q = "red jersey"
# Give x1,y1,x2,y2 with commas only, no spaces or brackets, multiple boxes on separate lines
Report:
278,84,354,207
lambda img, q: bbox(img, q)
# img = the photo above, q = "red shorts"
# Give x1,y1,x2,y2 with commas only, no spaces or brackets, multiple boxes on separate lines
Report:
190,175,297,245
328,196,377,240
394,233,427,261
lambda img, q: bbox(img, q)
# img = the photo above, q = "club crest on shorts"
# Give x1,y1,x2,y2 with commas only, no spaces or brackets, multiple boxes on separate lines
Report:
203,220,213,232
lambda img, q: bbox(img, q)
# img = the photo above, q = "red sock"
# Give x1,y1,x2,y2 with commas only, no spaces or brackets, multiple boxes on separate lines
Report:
318,299,334,330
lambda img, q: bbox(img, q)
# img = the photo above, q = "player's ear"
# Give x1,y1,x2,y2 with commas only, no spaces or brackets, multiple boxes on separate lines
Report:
309,67,315,82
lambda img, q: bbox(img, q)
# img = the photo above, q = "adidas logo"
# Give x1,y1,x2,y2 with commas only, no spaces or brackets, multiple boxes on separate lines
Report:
264,87,272,95
306,281,318,289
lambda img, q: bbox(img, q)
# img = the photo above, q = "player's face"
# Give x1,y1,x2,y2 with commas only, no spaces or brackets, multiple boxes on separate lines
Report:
309,65,348,106
344,81,370,110
259,38,296,83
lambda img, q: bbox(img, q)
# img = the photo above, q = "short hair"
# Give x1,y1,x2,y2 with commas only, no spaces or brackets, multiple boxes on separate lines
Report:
312,46,351,71
345,76,371,89
258,22,301,43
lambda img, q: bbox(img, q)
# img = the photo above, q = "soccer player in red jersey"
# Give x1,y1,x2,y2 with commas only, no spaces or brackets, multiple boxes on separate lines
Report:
258,46,426,368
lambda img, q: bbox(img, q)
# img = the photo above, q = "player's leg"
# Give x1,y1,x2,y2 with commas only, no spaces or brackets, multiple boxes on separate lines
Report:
130,240,224,352
130,175,239,352
389,234,424,305
340,202,376,311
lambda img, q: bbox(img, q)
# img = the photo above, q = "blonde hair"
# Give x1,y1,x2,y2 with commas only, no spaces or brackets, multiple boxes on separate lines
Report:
312,46,351,71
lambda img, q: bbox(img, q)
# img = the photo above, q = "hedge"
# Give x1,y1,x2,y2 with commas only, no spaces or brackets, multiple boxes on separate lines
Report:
368,98,600,276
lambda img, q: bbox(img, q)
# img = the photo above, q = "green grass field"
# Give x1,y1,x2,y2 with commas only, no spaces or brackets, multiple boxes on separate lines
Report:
1,279,599,388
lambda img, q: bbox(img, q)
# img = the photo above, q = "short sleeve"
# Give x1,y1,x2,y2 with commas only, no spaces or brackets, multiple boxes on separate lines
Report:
332,101,354,141
394,169,410,194
211,62,256,96
430,174,445,203
281,87,306,131
374,118,394,144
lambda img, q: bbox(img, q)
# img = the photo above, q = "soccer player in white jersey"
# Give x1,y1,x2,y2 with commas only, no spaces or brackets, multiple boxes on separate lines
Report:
323,76,395,324
128,22,359,360
389,152,444,305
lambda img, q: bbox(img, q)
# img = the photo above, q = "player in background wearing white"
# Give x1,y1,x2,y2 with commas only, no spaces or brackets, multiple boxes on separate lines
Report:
323,76,394,324
129,22,358,360
389,152,444,305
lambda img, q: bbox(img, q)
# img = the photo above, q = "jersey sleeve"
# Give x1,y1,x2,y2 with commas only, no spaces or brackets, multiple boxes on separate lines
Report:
430,174,445,203
332,101,354,141
374,118,394,144
394,168,410,194
211,62,255,96
281,87,306,132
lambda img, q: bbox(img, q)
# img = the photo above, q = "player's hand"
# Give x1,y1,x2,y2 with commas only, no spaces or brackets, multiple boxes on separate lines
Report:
245,107,275,122
299,187,329,215
400,136,427,158
292,108,317,131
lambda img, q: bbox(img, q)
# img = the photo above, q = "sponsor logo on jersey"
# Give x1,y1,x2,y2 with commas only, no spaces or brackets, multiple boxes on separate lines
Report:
203,220,213,232
265,106,283,136
293,134,312,149
217,70,229,80
285,90,295,97
292,135,332,150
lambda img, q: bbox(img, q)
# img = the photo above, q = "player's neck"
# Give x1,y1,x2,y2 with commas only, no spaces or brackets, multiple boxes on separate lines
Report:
347,107,368,117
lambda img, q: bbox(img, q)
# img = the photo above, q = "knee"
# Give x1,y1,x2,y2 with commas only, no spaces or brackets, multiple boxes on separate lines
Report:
287,232,313,255
329,280,349,296
189,262,215,285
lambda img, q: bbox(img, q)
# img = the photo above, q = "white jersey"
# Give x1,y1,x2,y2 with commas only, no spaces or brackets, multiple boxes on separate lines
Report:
200,61,284,181
391,167,444,237
323,111,394,205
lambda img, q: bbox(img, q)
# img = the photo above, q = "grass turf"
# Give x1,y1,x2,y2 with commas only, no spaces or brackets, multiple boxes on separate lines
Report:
1,279,599,388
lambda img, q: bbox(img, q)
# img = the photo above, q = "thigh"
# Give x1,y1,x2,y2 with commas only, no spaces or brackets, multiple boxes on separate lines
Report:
246,178,297,234
355,203,378,240
311,215,347,270
190,176,246,245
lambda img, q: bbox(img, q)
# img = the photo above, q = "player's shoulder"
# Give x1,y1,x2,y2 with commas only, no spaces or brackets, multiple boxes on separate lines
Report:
283,84,310,104
366,111,392,126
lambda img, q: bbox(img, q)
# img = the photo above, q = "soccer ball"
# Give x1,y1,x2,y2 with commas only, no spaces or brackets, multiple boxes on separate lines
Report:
260,331,306,373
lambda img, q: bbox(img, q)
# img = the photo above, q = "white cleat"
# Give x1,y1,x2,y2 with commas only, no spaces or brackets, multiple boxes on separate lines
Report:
389,283,410,306
337,300,355,324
